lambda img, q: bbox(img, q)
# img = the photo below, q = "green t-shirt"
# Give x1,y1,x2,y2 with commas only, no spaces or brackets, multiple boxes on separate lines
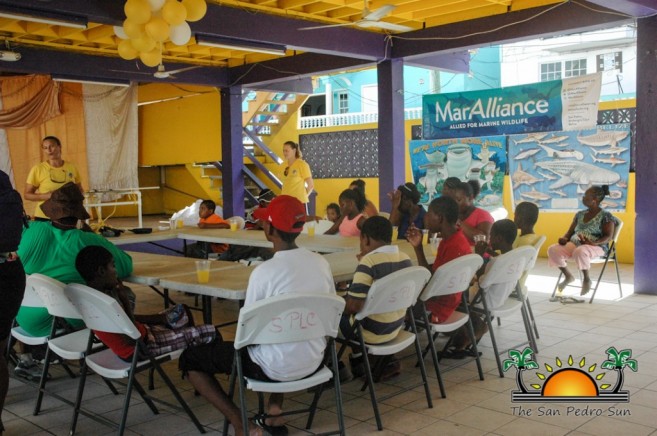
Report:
16,221,133,336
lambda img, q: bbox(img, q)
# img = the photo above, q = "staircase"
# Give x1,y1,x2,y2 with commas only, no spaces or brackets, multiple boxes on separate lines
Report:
197,90,309,210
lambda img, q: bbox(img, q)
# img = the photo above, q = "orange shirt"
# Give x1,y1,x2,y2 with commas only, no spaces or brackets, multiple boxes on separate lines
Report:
199,214,229,253
199,214,229,226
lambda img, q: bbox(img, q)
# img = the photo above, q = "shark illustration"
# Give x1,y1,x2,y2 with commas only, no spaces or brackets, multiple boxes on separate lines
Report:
534,160,621,189
538,144,584,160
514,148,541,160
590,146,628,157
511,163,542,187
590,153,626,167
520,188,551,201
513,133,548,145
577,130,629,147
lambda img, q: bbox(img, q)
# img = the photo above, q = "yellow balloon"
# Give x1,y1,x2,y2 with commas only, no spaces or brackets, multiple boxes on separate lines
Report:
140,48,162,67
124,0,151,24
118,39,139,60
145,17,170,42
182,0,207,22
162,0,187,26
130,34,156,52
123,19,145,39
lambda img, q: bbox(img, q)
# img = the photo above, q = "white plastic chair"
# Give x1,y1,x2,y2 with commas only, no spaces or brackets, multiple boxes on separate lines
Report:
339,266,432,431
377,211,390,220
64,283,205,436
416,254,485,398
476,246,537,377
227,293,346,436
27,274,92,416
551,218,623,303
519,235,546,339
301,219,334,234
11,276,50,349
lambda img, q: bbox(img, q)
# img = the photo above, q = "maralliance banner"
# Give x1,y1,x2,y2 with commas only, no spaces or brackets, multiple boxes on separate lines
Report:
422,73,602,139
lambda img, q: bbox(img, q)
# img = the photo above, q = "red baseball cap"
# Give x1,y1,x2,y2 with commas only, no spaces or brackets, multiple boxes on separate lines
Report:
253,195,306,233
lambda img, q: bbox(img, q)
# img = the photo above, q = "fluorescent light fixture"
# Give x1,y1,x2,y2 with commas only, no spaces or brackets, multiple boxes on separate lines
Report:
53,76,130,88
0,6,87,29
196,34,287,56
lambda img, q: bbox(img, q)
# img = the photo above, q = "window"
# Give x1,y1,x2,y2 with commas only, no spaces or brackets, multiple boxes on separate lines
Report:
337,91,349,114
565,59,587,77
540,62,562,81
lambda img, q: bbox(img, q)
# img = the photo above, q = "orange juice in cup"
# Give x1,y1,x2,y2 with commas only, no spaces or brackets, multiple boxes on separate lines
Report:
307,222,316,236
392,226,398,241
422,229,429,245
195,260,210,283
229,219,238,231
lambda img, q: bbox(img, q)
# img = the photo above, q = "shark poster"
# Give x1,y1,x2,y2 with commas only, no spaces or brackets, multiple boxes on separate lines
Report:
508,124,630,212
408,136,507,212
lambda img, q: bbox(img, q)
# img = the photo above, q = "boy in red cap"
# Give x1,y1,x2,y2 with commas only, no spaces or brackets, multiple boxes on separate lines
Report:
180,195,335,436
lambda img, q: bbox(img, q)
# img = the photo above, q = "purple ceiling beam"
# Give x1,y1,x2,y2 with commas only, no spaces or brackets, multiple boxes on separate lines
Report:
192,4,386,61
391,1,632,58
405,52,470,74
0,0,124,25
0,46,228,87
229,53,374,87
245,78,314,94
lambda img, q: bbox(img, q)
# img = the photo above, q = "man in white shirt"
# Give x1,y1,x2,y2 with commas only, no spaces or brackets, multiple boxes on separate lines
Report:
180,195,334,436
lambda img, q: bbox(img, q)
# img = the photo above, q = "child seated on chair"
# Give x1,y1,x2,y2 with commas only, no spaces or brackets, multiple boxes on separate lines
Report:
407,196,472,324
340,216,413,380
446,219,518,358
187,199,230,258
326,202,341,223
513,202,543,290
75,246,216,361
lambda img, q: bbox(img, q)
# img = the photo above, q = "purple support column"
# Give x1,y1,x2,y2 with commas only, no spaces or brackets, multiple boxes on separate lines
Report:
220,86,245,218
377,59,405,212
634,16,657,295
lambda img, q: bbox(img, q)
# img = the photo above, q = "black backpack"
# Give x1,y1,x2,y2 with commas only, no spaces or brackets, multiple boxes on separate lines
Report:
0,170,27,252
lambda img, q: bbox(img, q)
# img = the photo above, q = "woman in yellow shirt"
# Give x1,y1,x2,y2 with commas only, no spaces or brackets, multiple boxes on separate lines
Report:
24,136,82,219
280,140,314,204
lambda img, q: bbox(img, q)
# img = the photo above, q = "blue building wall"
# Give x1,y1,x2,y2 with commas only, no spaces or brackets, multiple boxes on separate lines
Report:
310,47,501,112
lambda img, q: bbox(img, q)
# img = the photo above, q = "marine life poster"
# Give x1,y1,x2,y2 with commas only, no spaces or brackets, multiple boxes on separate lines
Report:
508,124,630,212
408,136,507,211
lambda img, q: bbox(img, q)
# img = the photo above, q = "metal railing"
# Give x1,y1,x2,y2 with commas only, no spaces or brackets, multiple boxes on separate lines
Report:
298,107,422,129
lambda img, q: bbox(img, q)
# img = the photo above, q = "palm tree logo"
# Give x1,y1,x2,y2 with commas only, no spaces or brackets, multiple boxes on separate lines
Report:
503,347,538,393
503,346,637,403
601,346,638,394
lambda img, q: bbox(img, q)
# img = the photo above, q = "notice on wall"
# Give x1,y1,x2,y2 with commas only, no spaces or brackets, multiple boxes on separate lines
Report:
422,73,602,139
409,136,507,212
508,124,630,212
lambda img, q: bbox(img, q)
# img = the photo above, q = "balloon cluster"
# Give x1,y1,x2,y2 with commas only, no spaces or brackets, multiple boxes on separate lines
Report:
115,0,207,67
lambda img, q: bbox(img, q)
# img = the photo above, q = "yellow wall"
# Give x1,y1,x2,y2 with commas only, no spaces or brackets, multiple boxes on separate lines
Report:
138,84,222,166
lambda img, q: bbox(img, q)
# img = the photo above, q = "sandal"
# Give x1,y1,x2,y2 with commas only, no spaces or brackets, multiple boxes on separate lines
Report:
253,415,288,436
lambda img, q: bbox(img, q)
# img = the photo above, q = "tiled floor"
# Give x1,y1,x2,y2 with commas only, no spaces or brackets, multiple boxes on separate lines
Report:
3,257,656,435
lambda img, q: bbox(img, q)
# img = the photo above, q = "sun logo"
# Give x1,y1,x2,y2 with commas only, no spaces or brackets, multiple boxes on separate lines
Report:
504,346,638,403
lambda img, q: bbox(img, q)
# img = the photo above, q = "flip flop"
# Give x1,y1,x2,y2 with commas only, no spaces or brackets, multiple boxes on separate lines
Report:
253,415,288,436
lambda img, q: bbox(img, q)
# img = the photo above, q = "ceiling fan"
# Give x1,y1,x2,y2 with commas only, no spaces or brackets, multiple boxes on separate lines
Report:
300,1,413,33
111,63,200,79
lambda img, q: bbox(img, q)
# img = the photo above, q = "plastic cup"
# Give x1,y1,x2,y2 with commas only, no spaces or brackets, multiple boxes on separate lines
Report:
392,226,398,241
307,222,316,236
169,219,176,230
430,235,440,256
176,219,184,229
229,218,238,231
195,260,210,283
422,229,429,245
